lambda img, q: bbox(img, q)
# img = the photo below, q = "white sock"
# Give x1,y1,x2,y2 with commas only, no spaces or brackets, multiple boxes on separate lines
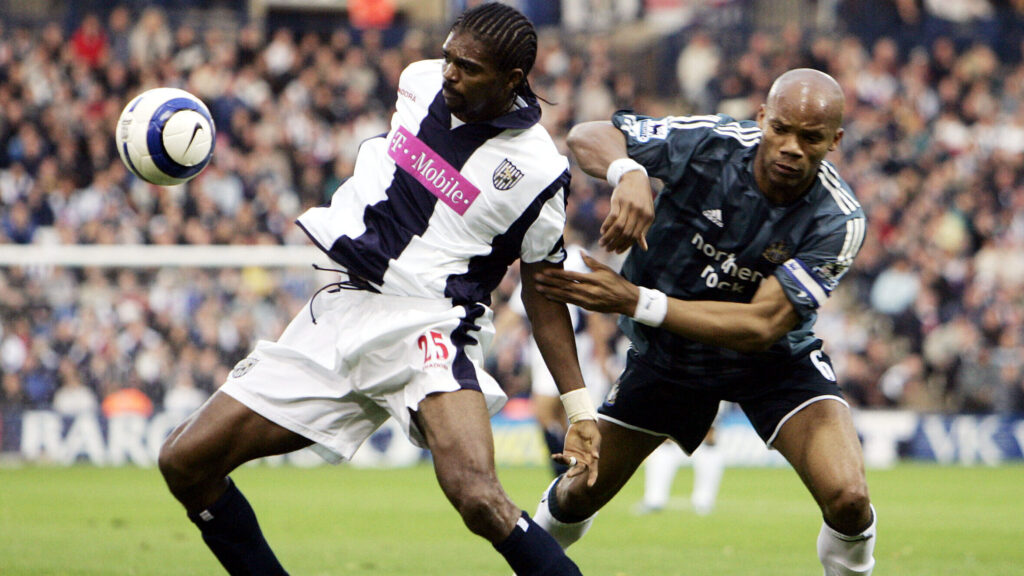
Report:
690,442,724,516
531,477,595,550
817,505,876,576
643,441,685,509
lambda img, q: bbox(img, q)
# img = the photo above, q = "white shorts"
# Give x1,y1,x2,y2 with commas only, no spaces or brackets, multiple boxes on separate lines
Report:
220,288,507,463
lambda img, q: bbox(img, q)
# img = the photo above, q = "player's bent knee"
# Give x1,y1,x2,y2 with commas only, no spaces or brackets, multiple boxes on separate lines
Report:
448,482,516,541
157,434,214,495
157,439,193,489
456,494,502,534
823,484,872,534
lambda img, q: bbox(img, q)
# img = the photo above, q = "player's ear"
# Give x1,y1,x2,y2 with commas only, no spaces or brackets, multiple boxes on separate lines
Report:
829,127,844,151
505,68,524,95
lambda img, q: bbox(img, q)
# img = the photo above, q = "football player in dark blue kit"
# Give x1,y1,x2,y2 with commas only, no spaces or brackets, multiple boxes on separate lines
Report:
530,68,877,575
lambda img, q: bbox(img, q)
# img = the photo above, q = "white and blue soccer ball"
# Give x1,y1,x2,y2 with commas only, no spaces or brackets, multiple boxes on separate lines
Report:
115,87,215,186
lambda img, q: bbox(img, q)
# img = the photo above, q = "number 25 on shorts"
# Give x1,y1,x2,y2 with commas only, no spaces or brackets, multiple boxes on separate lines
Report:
417,330,452,370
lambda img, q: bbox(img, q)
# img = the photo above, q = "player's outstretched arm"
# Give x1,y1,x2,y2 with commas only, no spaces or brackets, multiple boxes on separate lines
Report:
521,260,601,485
535,254,801,354
567,121,654,254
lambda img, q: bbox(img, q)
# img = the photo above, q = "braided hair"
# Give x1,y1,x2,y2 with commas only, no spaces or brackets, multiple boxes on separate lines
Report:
450,2,538,101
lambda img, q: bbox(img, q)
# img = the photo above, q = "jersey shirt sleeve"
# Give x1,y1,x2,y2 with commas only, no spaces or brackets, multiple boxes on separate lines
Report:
611,111,727,187
520,170,571,265
774,171,867,320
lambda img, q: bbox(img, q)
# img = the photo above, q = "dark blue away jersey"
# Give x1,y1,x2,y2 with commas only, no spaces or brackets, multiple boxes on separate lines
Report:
613,111,866,378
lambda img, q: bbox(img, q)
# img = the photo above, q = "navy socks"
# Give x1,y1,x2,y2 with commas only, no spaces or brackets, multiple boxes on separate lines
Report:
494,511,583,576
187,478,288,576
188,482,580,575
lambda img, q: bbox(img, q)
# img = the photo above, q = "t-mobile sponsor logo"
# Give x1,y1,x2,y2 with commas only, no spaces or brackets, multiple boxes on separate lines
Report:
389,126,480,215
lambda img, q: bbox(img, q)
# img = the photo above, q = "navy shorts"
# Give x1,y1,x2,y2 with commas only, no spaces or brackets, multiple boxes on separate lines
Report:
597,345,845,454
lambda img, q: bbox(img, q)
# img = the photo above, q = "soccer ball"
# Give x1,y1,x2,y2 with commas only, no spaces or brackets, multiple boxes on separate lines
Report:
115,87,215,186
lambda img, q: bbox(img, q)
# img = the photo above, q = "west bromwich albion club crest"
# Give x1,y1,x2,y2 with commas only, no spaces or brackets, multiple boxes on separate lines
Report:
492,159,524,191
230,357,259,378
762,241,791,264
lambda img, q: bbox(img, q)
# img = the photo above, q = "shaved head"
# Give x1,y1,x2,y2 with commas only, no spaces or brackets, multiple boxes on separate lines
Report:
766,68,844,129
754,68,845,203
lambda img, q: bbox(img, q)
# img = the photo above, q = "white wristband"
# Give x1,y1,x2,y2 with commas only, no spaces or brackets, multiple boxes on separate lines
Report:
560,388,597,424
606,157,647,188
632,286,668,327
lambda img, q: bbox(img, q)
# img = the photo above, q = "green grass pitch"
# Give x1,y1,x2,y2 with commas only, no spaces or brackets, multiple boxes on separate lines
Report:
1,463,1022,575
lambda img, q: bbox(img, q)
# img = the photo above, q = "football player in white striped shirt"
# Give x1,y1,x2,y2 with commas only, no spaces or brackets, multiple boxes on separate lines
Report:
530,68,877,575
158,4,598,575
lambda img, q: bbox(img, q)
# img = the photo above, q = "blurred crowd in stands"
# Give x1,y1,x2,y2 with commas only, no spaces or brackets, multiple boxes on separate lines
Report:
2,0,1024,425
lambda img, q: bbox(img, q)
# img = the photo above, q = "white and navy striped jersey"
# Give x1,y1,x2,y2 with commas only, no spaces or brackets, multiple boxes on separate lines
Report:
297,59,571,306
612,111,866,377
